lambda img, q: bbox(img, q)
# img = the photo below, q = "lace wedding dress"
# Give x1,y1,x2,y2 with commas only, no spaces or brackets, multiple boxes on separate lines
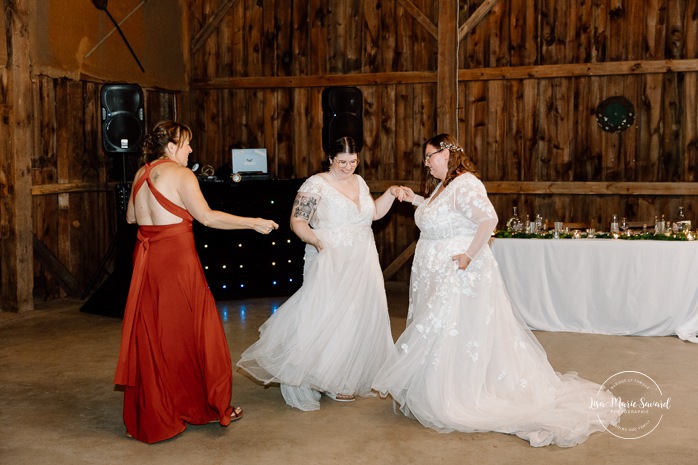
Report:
238,174,395,411
372,173,622,447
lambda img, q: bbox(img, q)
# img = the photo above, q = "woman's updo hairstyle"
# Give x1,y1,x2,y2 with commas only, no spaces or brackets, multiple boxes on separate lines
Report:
321,136,357,170
139,120,193,166
422,133,479,194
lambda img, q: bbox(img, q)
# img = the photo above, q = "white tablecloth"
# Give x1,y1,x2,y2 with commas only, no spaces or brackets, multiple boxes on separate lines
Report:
490,238,698,342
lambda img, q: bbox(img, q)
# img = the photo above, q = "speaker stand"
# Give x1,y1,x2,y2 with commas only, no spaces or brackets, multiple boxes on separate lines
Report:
80,182,136,318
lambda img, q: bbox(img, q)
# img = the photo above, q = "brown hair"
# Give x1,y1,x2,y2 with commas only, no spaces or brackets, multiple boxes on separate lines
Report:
322,136,358,171
139,120,193,166
422,133,479,195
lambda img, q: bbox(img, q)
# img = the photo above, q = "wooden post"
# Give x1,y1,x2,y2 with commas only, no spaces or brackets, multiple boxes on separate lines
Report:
436,0,459,137
0,0,34,312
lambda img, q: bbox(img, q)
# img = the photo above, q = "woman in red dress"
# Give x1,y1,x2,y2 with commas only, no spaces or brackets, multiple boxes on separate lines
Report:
114,120,278,443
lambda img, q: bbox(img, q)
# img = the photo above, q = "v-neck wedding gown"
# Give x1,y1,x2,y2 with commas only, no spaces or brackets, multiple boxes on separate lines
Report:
372,173,622,447
237,174,395,410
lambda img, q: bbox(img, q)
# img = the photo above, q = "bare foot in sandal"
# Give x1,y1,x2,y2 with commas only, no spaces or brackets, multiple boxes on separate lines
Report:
326,393,356,402
209,406,244,424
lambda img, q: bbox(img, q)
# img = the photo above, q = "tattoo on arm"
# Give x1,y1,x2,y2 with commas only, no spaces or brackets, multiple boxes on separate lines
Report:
292,194,319,221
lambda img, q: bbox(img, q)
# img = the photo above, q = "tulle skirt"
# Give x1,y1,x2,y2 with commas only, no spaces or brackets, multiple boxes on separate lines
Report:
238,225,396,411
373,237,622,447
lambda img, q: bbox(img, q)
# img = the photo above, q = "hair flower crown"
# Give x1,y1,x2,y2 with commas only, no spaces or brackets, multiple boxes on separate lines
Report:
439,141,464,153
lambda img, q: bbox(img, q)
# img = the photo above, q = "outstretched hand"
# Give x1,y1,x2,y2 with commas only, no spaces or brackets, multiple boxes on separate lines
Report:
254,219,279,235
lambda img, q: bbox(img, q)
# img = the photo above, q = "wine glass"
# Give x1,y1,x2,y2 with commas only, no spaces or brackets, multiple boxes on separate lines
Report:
620,217,629,235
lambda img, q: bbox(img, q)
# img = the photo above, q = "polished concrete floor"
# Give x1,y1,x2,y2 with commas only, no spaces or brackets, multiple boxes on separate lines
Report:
1,285,696,465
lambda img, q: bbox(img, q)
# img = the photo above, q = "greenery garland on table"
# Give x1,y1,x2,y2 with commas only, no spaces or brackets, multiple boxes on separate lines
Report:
493,230,691,241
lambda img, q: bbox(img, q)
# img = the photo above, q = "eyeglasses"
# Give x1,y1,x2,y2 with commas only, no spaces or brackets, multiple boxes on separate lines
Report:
424,149,444,161
334,159,359,167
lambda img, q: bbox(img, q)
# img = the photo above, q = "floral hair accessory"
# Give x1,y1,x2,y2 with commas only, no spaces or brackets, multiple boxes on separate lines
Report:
439,141,464,153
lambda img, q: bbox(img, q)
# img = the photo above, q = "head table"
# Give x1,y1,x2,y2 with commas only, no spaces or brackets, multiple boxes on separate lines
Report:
489,238,698,343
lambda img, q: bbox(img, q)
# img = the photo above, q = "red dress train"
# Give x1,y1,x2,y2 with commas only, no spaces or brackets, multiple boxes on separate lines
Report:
114,159,233,443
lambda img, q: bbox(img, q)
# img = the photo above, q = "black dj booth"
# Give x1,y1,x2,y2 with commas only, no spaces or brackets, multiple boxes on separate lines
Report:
80,177,307,318
195,178,307,300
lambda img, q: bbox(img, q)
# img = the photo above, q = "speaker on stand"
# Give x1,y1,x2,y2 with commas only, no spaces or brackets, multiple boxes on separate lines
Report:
322,86,364,153
81,84,144,317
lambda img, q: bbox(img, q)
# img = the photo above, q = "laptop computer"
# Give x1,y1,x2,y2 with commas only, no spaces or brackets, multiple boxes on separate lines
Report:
232,148,268,174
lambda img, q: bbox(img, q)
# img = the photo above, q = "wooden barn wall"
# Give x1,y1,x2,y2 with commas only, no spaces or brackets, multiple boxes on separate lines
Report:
185,0,698,281
459,0,698,231
30,77,179,298
183,0,697,278
5,0,697,304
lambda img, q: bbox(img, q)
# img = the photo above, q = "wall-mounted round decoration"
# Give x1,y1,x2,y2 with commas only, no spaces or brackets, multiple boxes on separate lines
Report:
596,96,635,133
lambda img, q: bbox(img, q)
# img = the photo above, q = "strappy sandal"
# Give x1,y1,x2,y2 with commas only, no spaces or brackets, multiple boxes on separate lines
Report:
325,393,356,402
230,406,244,422
209,406,244,424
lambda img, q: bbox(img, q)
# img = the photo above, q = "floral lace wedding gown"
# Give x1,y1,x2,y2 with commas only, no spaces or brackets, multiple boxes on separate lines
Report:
372,173,622,447
238,174,395,411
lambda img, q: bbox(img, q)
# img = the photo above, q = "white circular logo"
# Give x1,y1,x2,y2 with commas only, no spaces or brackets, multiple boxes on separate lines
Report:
593,371,671,440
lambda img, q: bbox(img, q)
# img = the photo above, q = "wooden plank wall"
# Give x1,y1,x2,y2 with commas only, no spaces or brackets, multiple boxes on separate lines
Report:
29,78,178,299
185,0,698,281
10,0,698,302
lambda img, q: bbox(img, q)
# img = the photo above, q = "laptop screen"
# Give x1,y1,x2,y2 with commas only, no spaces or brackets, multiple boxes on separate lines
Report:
232,148,268,174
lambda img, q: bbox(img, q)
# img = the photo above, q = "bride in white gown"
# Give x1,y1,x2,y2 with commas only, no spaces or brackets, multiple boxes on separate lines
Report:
372,133,622,447
238,136,406,411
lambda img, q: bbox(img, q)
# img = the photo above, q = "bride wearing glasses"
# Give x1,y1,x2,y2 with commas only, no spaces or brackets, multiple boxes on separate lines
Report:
238,136,406,410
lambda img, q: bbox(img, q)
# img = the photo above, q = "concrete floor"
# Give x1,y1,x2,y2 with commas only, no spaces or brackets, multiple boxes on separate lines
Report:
1,285,696,465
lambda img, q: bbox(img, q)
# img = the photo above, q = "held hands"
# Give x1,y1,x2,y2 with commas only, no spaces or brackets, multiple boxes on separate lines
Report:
452,253,472,270
389,186,416,203
254,219,279,235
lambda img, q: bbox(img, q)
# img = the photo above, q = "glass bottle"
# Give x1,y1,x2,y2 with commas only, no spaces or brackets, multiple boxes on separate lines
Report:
610,214,620,235
506,206,523,232
661,214,668,235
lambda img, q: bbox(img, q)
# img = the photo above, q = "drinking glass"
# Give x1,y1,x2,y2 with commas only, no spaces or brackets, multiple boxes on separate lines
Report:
620,217,629,235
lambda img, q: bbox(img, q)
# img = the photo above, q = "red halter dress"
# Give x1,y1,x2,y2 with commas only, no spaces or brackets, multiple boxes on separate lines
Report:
114,159,233,443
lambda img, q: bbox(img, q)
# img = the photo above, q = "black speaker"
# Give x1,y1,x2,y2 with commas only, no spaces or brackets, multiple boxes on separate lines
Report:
101,84,144,153
322,86,363,153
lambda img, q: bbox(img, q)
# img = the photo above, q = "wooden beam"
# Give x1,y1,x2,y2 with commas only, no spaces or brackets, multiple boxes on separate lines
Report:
382,241,417,280
395,0,437,39
191,0,240,54
459,59,698,81
33,236,81,298
192,59,698,90
366,180,698,196
0,0,34,313
192,71,438,89
459,0,500,41
436,0,458,136
484,181,698,195
31,182,111,196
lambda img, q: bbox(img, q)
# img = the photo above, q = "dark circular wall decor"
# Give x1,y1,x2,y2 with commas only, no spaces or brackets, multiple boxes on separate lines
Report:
596,96,635,133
